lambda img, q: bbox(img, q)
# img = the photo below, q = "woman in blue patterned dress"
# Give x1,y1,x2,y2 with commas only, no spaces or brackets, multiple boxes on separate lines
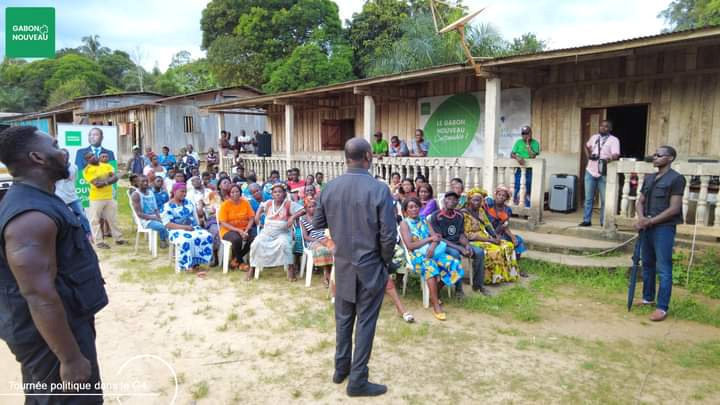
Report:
162,183,214,272
399,197,464,321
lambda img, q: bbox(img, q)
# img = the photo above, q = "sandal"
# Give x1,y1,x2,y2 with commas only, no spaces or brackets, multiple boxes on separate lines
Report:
238,263,250,272
402,312,415,323
432,311,447,321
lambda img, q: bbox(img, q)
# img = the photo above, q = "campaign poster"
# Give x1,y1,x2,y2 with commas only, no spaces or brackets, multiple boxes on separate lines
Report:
57,124,118,207
418,88,531,158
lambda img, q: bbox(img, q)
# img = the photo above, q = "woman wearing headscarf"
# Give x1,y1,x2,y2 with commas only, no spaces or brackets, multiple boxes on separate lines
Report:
485,185,528,274
162,182,214,273
461,187,521,284
298,197,334,287
249,183,304,281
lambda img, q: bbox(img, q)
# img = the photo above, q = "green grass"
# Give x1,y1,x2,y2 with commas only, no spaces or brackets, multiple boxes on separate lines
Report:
190,380,209,400
674,340,720,368
462,286,541,322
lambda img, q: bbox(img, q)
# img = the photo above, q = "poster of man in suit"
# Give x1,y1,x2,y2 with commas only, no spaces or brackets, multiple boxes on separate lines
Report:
58,124,118,207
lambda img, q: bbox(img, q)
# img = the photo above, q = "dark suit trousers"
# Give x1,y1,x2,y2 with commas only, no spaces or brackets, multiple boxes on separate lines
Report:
6,317,102,404
335,277,385,387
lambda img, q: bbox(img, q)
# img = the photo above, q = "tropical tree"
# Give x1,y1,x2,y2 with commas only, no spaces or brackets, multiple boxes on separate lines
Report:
659,0,720,31
79,35,111,60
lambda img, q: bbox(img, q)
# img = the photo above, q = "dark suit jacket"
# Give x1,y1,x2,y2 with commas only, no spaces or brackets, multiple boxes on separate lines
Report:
75,147,115,171
313,167,397,303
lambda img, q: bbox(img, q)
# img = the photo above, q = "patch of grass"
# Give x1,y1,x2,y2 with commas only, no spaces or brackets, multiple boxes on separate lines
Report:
216,323,229,332
172,372,186,385
674,340,720,368
382,320,430,345
244,308,256,318
312,390,325,400
193,304,214,316
291,389,301,399
216,344,234,358
494,327,525,336
669,296,720,327
227,312,239,322
305,339,333,354
259,347,284,359
462,286,540,322
118,263,177,283
190,380,209,400
287,304,333,332
170,348,182,358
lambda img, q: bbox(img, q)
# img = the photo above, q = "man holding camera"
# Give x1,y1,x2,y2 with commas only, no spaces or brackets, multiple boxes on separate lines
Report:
580,120,620,227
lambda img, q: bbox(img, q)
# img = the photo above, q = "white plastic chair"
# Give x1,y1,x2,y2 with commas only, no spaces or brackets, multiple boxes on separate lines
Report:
398,225,430,309
127,190,158,258
220,239,233,274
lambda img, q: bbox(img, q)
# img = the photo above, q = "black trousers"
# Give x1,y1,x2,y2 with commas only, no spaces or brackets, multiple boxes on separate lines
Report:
222,228,256,263
6,317,102,404
335,279,385,387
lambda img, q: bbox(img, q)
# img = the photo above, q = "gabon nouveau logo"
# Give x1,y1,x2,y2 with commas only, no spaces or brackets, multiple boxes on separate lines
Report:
5,7,55,58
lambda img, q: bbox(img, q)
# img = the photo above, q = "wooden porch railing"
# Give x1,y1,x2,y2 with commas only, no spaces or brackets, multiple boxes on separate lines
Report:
605,160,720,237
224,154,546,228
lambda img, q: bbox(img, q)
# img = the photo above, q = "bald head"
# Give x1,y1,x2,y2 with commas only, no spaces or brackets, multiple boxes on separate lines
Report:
345,138,372,168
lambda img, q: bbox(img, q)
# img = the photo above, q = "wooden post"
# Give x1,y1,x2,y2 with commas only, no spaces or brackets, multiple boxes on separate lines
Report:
363,95,375,144
284,104,294,169
483,77,501,191
216,112,226,172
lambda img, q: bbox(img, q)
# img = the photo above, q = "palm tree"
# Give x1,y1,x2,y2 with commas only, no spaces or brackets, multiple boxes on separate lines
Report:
79,35,111,60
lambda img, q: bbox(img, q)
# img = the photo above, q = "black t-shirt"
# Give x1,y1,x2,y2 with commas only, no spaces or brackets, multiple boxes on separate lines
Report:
640,168,686,225
430,211,464,243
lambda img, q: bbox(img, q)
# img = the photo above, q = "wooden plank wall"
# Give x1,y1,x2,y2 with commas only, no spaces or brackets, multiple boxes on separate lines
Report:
531,44,720,158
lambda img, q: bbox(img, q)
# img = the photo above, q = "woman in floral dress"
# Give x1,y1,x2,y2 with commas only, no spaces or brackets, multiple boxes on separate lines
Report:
399,197,464,321
162,183,214,273
461,187,520,284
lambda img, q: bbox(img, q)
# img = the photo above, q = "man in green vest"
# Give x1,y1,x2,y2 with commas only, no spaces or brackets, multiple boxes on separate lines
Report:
510,126,540,207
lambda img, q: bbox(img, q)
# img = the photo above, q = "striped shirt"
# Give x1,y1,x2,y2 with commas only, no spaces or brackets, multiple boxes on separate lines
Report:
299,216,325,241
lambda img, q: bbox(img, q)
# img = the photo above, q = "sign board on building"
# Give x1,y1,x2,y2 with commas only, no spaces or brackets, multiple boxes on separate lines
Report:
418,88,531,158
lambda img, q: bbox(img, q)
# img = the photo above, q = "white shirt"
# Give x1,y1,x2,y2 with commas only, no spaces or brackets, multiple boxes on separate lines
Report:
237,134,255,153
187,186,212,207
55,163,79,204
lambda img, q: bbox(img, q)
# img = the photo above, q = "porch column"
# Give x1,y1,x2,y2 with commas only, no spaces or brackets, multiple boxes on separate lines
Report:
284,104,294,168
217,112,226,172
363,95,375,143
483,77,501,190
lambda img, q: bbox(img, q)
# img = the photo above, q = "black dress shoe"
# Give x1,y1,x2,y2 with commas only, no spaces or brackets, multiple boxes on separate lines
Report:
578,221,592,227
472,286,490,296
332,371,348,384
347,382,387,397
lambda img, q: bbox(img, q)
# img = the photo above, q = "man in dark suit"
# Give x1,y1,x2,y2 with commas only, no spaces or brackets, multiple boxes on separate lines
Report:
75,127,115,171
313,138,396,397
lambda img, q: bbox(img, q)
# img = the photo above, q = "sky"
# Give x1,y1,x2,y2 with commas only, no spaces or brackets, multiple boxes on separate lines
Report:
1,0,672,72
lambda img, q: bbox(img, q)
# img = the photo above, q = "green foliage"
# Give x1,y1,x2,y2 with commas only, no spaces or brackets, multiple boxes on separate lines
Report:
79,35,111,60
44,54,110,98
203,0,346,89
346,0,411,77
97,50,136,88
48,78,91,106
263,43,354,93
674,340,720,368
152,58,218,96
673,249,720,299
659,0,720,31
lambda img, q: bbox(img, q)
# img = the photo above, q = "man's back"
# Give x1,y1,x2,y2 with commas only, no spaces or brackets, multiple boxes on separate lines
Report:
314,168,396,303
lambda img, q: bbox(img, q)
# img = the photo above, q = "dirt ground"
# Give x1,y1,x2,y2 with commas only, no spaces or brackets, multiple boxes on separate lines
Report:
0,239,718,405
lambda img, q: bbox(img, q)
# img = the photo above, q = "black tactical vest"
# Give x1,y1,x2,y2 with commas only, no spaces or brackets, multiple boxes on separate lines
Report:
0,183,108,344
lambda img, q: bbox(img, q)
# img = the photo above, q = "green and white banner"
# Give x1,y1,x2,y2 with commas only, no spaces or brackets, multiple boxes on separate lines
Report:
58,124,118,207
418,88,531,158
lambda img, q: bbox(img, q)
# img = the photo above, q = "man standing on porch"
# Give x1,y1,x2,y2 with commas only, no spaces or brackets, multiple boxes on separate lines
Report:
510,126,540,207
634,145,685,322
372,131,388,157
580,120,620,227
313,138,396,397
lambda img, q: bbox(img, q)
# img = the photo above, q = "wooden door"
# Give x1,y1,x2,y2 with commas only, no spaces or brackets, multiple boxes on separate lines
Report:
580,108,605,202
321,120,343,150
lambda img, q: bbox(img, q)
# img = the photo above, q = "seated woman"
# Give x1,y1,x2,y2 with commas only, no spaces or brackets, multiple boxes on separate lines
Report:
417,183,438,218
249,183,304,281
461,187,520,284
485,185,528,276
131,175,169,248
144,155,167,181
162,183,214,274
398,178,416,202
298,197,334,286
399,197,464,321
218,184,256,271
389,172,402,197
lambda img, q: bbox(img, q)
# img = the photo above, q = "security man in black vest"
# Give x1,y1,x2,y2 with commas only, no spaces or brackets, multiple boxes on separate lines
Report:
635,145,685,322
0,126,108,404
